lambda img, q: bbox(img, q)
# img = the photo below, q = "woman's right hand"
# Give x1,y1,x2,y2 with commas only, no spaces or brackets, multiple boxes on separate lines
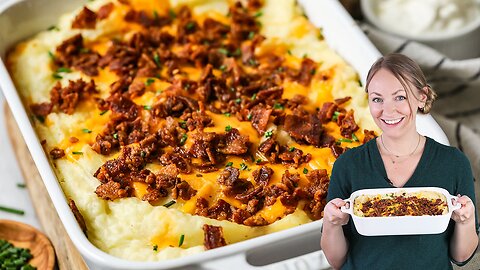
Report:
323,198,350,226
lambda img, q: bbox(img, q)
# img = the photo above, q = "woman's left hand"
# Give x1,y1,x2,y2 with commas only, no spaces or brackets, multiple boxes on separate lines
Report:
451,195,476,225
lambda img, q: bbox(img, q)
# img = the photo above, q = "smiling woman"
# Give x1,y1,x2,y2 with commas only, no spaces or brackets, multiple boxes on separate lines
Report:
321,53,479,270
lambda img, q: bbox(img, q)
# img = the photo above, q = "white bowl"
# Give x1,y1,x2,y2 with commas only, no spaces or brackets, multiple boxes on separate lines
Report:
360,0,480,60
341,187,460,236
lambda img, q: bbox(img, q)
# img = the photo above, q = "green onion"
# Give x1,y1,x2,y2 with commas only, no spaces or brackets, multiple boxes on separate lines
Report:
254,11,263,18
240,163,248,171
232,48,241,57
0,205,25,215
352,133,359,142
247,113,253,120
140,151,146,158
56,67,71,73
224,113,231,117
310,69,316,75
332,111,340,121
145,78,155,86
178,234,185,247
113,133,118,139
186,22,195,30
17,183,26,188
179,120,187,129
99,110,109,115
82,128,92,133
273,103,284,110
255,159,262,164
163,200,176,208
303,168,308,174
52,73,62,80
219,65,227,72
47,25,59,31
169,9,176,19
225,125,232,132
251,93,257,100
143,105,152,110
218,48,229,55
153,54,161,67
226,162,233,167
247,31,255,40
287,50,292,55
48,51,55,60
264,130,273,138
72,151,83,155
247,58,257,66
235,98,241,104
153,244,158,251
338,138,353,143
289,146,295,152
180,133,188,145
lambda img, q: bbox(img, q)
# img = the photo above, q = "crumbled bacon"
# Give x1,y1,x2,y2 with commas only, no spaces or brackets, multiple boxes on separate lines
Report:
97,3,114,20
203,224,227,250
68,199,87,234
72,7,97,29
49,147,65,159
363,129,377,143
55,34,100,76
284,114,323,147
339,110,359,139
48,79,97,115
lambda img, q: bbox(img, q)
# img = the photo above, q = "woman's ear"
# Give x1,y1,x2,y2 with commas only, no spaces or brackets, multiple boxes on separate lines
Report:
420,86,429,103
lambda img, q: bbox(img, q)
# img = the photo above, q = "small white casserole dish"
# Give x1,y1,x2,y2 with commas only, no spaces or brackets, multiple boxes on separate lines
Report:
341,187,460,236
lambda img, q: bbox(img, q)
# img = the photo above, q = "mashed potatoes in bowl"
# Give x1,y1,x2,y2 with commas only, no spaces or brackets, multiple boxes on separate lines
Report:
6,0,378,261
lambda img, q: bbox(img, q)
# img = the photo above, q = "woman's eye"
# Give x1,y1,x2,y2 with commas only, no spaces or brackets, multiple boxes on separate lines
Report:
372,97,382,103
396,96,406,101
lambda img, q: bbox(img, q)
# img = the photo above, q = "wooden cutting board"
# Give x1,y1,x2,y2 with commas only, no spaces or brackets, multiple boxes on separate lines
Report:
4,104,89,270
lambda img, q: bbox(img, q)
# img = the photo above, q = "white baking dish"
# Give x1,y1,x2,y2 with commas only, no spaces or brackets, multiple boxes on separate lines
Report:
341,187,460,236
0,0,449,269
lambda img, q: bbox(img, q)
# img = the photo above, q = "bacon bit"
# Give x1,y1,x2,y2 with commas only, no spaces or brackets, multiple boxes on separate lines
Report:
97,3,114,20
203,224,227,250
72,7,97,29
49,147,65,159
68,199,87,234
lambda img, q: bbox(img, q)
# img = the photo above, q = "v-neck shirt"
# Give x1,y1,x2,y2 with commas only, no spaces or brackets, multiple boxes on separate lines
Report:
327,137,479,270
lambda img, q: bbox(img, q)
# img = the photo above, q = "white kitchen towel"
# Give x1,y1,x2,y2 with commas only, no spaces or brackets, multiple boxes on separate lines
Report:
361,24,480,270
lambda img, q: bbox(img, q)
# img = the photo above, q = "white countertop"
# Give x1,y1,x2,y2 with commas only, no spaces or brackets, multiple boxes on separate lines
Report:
0,92,41,229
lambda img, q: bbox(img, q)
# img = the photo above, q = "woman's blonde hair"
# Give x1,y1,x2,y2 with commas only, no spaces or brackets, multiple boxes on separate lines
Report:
365,53,436,114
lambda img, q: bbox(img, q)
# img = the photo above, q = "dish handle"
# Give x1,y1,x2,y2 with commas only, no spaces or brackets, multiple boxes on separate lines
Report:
340,198,353,215
447,194,462,212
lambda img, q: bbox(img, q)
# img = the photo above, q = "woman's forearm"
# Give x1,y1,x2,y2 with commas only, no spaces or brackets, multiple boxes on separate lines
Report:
321,222,349,269
450,219,479,263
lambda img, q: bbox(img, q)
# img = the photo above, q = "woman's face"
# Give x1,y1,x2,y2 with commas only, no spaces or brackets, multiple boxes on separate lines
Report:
367,68,425,138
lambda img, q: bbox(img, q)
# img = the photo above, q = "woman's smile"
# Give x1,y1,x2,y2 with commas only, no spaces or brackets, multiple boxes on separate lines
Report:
382,117,404,125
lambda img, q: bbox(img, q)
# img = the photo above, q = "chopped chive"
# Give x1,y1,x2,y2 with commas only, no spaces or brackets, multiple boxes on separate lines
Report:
287,50,292,55
180,133,188,145
247,31,255,40
254,11,263,18
338,138,353,143
225,125,232,132
72,151,83,155
0,205,25,215
251,93,257,100
178,234,185,247
232,48,241,57
226,162,233,167
218,48,229,55
35,115,45,123
140,151,146,158
17,183,26,188
169,9,176,19
289,146,295,152
52,73,63,80
100,110,109,115
235,98,241,104
219,65,227,72
332,111,340,121
224,112,231,117
56,67,71,73
48,51,56,60
113,133,118,139
153,244,158,251
47,25,59,31
153,53,161,67
143,105,152,110
179,120,187,129
303,168,308,174
240,163,248,171
82,128,92,133
145,78,155,86
247,113,253,120
163,200,176,208
264,130,273,138
352,133,359,142
273,103,284,110
255,158,262,164
247,58,257,66
183,83,191,90
186,22,195,30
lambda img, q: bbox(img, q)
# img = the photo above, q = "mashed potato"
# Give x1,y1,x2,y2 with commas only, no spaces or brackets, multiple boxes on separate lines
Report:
7,0,379,261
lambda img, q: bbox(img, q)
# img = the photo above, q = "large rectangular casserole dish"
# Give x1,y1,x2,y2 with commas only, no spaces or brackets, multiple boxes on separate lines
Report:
0,0,449,269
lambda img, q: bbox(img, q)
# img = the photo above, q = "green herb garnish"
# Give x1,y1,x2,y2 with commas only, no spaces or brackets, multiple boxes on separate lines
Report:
303,168,308,174
225,125,232,132
0,205,25,215
264,130,273,138
226,162,233,167
178,234,185,247
100,110,109,115
72,151,83,155
143,105,152,110
180,133,188,145
145,78,155,86
240,163,248,171
163,200,176,208
82,128,92,134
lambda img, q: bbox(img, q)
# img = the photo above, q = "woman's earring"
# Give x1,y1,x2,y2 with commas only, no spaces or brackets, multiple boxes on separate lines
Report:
419,106,424,112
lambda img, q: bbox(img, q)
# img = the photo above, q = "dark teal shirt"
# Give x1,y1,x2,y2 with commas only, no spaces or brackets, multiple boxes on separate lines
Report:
327,137,479,270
